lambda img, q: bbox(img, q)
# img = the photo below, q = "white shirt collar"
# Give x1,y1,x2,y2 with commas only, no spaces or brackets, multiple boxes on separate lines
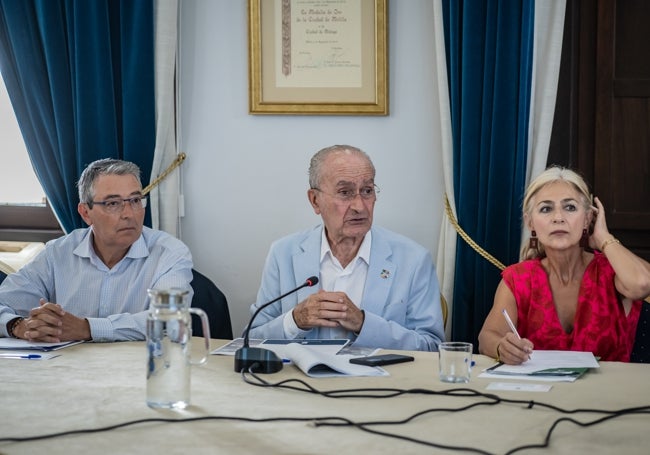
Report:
319,226,372,268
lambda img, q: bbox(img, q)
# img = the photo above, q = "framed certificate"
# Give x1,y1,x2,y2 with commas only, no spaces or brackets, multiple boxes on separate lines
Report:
248,0,388,115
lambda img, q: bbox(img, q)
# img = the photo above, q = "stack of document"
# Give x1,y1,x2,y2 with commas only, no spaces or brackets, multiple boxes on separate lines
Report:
0,338,83,352
0,338,83,360
479,350,600,382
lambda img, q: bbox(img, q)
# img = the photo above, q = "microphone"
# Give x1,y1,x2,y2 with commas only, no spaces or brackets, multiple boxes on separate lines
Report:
234,275,319,373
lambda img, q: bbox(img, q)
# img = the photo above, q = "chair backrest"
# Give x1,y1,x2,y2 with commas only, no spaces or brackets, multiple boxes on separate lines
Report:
0,258,15,276
630,301,650,363
440,293,448,329
190,269,233,339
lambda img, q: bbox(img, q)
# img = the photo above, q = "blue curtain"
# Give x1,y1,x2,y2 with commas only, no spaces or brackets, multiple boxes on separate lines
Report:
442,0,534,346
0,0,154,232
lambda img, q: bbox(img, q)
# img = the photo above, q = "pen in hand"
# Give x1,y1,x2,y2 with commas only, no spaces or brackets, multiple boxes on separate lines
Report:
501,309,521,339
501,309,531,360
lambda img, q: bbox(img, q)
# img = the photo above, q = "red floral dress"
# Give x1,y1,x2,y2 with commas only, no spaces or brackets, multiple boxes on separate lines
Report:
502,252,641,361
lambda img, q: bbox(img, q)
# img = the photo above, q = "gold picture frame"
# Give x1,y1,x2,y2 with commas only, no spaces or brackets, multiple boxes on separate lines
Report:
248,0,388,115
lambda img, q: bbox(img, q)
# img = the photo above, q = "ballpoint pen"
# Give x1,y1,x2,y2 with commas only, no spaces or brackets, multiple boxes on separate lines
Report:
0,353,42,359
501,309,521,339
502,309,532,359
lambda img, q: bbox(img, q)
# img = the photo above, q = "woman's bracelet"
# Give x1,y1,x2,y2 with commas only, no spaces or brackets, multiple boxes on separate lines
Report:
600,237,621,252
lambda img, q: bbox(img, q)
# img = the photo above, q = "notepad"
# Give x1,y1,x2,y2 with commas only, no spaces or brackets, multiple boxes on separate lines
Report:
479,350,599,382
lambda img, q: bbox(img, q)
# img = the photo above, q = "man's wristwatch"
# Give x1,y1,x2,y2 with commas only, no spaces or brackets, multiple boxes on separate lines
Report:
7,317,25,338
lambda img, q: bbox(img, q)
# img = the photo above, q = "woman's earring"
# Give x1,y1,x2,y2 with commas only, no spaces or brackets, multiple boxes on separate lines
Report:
580,228,589,248
529,230,538,249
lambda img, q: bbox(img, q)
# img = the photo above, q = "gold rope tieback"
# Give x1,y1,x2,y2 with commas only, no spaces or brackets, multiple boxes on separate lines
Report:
444,193,506,271
142,152,187,196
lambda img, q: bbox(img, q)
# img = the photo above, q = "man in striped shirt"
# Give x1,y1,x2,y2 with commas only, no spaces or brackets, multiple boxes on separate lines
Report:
0,159,193,342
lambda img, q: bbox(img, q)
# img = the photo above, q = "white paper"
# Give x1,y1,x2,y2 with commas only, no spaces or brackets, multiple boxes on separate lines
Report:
0,338,83,351
337,345,380,357
210,338,263,356
478,350,599,383
260,338,349,358
489,350,599,374
486,382,552,392
0,351,60,360
479,371,579,382
282,343,389,378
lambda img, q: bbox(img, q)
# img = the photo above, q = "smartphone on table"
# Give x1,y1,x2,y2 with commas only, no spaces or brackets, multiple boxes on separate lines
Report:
349,353,415,367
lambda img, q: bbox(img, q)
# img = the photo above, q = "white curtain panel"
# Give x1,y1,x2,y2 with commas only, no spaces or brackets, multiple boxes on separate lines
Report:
151,0,181,236
522,0,566,250
432,0,456,341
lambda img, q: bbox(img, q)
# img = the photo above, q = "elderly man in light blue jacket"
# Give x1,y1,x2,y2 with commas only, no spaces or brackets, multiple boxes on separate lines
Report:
248,145,444,351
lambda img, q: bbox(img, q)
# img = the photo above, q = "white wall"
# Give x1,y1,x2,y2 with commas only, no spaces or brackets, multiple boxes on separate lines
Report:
179,1,445,336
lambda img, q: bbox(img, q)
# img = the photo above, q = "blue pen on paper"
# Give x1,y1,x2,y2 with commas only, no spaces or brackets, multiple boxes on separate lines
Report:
0,353,42,360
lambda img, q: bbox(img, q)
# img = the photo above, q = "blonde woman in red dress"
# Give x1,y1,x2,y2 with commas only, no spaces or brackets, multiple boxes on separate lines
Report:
478,167,650,364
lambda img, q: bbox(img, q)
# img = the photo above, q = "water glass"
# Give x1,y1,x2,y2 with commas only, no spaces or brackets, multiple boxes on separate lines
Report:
438,342,473,383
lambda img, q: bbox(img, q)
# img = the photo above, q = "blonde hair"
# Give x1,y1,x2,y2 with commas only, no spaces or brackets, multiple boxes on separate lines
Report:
520,166,592,260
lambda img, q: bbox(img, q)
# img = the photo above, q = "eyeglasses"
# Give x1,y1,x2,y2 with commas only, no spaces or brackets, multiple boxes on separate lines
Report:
312,185,379,202
88,196,147,213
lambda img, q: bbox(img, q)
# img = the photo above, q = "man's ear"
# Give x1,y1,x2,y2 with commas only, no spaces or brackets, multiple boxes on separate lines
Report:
77,203,92,226
307,189,321,215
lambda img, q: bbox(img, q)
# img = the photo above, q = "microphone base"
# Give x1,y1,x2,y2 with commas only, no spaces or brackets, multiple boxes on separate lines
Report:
234,347,284,373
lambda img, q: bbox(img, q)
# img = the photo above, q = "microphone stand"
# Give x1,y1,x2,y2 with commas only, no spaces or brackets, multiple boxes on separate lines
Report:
234,276,318,373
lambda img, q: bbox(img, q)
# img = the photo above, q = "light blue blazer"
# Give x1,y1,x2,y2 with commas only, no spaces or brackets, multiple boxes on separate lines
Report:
248,225,445,351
